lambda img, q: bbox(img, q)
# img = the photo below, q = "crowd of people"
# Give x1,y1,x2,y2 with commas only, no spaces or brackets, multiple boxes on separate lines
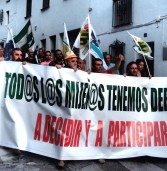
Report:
0,47,150,168
0,47,150,77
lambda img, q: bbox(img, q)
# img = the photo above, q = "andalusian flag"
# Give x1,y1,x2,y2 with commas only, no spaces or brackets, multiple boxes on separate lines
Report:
14,20,35,53
128,32,153,60
63,23,71,55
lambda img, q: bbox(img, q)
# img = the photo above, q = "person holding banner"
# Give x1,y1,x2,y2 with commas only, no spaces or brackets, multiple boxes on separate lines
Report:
49,49,64,67
10,48,23,62
92,54,124,74
5,48,23,154
64,50,78,70
24,49,38,64
37,47,45,63
77,58,86,71
54,50,78,168
91,54,123,164
125,61,141,77
136,59,148,77
40,51,53,66
104,54,115,69
0,48,4,61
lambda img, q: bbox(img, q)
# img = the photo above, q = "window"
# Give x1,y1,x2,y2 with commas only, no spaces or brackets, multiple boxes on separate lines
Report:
40,39,46,50
41,0,50,11
0,10,3,25
0,42,4,48
109,39,125,74
60,28,80,48
26,0,32,18
147,42,154,76
50,35,56,56
112,0,132,27
6,11,9,24
163,47,167,61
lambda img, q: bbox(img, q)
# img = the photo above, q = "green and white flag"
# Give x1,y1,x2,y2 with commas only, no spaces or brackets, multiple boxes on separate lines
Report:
127,32,153,60
14,20,35,52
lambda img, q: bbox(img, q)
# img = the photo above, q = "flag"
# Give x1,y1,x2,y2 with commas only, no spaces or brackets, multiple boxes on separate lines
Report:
63,23,71,55
73,16,107,69
73,18,89,52
127,32,153,60
73,33,80,49
79,16,90,60
4,27,15,61
14,20,35,53
89,24,107,69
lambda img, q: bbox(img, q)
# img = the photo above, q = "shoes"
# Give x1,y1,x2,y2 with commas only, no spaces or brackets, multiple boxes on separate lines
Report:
14,149,21,155
98,159,105,164
57,160,65,168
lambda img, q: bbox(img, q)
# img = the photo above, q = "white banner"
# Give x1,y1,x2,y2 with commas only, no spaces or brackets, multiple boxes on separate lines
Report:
0,61,167,160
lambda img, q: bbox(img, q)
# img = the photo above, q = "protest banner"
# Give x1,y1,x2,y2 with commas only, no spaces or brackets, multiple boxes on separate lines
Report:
0,61,167,160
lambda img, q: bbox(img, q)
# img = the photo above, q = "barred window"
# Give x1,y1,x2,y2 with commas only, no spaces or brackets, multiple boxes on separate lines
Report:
0,10,3,25
42,0,50,10
112,0,132,27
26,0,32,18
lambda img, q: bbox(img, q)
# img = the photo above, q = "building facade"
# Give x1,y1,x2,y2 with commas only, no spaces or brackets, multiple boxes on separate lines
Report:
0,0,167,76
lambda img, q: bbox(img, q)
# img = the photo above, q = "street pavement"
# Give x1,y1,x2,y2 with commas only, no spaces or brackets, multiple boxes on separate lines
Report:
1,146,167,171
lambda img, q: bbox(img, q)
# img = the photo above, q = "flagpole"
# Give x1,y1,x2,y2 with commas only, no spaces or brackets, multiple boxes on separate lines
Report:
140,53,151,78
29,18,35,50
63,22,71,55
88,15,92,71
29,18,39,64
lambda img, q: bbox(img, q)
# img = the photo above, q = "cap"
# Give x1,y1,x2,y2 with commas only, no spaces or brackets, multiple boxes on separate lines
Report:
64,50,77,60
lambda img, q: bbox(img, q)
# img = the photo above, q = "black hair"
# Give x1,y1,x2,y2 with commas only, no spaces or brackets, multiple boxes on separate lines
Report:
126,61,137,76
10,48,22,56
